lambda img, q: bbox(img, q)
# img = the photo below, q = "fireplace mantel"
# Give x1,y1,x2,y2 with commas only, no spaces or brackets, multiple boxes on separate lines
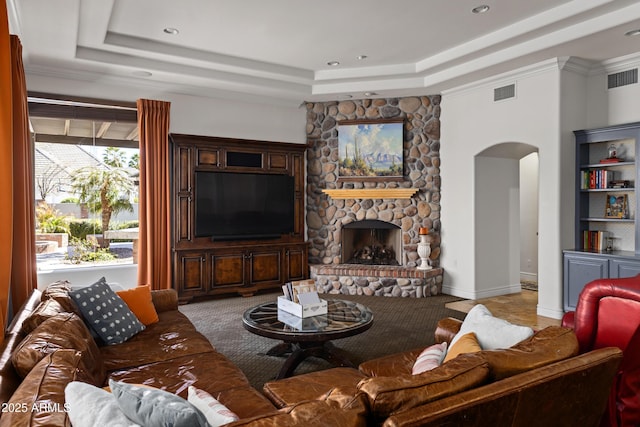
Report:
321,188,419,200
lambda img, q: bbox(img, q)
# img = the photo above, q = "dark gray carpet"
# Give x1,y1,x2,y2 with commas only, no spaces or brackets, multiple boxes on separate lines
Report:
179,291,464,390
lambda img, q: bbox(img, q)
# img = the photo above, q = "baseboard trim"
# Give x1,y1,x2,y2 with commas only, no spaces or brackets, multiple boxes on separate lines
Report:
442,283,521,300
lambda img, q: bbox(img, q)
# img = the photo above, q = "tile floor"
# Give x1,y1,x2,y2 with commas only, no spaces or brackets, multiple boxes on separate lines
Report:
445,290,562,330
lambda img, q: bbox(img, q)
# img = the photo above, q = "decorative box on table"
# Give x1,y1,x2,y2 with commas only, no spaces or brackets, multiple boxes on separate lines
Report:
277,296,327,318
277,309,329,329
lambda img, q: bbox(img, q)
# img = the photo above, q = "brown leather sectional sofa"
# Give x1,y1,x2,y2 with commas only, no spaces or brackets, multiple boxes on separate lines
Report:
0,283,624,427
263,317,623,427
0,286,367,427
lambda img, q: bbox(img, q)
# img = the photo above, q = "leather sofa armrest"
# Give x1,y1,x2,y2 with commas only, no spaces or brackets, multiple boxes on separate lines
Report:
358,348,423,377
561,311,575,328
151,289,179,312
434,317,462,344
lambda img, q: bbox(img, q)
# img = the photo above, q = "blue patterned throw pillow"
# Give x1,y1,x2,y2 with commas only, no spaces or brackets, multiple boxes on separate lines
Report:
70,277,145,345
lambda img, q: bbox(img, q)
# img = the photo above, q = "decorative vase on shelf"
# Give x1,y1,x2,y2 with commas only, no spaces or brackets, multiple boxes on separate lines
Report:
417,228,432,270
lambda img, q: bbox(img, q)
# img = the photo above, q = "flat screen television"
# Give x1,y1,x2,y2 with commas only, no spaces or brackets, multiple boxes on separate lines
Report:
194,171,295,240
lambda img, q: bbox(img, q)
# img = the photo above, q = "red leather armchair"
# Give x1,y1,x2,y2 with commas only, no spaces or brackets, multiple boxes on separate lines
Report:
562,274,640,427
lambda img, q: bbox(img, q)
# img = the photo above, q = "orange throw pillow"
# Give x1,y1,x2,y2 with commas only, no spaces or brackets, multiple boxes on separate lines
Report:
116,285,159,326
443,332,482,363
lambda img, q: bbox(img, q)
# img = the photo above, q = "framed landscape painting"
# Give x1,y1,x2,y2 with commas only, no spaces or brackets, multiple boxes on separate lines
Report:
338,119,404,179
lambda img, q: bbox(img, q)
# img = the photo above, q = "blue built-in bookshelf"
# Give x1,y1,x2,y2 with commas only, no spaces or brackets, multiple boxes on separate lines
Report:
564,122,640,311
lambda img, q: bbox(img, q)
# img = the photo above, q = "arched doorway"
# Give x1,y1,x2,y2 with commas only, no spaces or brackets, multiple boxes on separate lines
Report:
474,142,539,297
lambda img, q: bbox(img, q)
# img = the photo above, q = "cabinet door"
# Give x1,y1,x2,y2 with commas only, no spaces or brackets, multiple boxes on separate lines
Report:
610,259,640,278
248,249,282,286
211,252,245,288
176,252,207,294
286,246,307,281
563,254,608,311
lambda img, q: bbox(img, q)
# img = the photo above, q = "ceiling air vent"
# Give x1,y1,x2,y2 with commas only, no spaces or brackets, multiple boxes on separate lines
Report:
494,84,515,101
608,69,638,89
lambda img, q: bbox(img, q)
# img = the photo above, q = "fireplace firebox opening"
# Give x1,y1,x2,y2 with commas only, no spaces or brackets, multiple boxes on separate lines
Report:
341,220,402,265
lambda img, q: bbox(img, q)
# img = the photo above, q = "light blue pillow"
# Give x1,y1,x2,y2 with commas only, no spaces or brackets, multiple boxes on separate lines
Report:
65,381,137,427
70,277,145,345
109,380,209,427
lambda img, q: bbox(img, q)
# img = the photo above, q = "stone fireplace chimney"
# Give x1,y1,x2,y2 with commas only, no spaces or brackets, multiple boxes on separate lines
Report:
305,96,443,298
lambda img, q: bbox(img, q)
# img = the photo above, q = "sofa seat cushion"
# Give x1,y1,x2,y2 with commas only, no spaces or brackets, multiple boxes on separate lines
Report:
213,385,280,420
106,350,251,398
11,312,105,384
357,352,490,419
225,393,369,427
0,349,96,427
100,310,215,371
479,325,579,381
263,367,366,408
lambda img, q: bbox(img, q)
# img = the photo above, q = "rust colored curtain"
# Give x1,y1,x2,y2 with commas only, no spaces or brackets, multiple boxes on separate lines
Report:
9,35,36,316
0,2,12,336
137,99,172,290
0,1,37,340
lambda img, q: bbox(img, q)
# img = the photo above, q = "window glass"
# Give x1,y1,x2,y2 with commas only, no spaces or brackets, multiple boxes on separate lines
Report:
31,112,139,271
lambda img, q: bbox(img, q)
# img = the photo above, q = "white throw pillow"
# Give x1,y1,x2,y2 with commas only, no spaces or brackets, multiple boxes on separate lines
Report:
188,386,240,426
412,342,447,374
65,381,139,427
449,304,533,350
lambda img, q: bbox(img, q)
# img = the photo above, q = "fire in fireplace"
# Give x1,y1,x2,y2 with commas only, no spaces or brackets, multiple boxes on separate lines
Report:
342,220,402,265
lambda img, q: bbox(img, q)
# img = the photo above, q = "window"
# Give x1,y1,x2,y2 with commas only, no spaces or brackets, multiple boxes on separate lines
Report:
29,94,139,271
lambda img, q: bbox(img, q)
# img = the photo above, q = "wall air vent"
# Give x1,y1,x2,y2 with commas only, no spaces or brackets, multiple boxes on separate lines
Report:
494,84,515,101
607,69,638,89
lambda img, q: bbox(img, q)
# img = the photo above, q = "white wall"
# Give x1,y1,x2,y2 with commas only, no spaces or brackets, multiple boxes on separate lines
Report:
519,153,539,283
441,58,575,318
24,73,307,144
587,54,640,128
475,155,521,297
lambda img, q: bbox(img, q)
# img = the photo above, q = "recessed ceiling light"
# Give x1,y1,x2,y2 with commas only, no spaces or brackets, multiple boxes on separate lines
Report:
132,70,153,77
364,92,378,97
357,55,368,60
625,29,640,36
327,61,340,66
472,5,490,14
163,27,179,35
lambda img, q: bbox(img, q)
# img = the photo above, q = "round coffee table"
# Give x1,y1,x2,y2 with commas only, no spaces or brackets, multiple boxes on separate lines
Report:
242,299,373,379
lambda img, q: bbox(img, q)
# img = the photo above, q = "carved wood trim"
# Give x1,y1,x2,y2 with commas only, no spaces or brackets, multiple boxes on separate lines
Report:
321,188,419,199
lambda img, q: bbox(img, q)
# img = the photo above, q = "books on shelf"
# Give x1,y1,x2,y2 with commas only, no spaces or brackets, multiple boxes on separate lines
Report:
581,170,614,190
583,230,610,251
599,157,623,164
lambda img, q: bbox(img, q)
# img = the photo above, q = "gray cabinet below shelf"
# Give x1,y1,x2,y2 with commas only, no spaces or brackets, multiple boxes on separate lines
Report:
563,250,640,311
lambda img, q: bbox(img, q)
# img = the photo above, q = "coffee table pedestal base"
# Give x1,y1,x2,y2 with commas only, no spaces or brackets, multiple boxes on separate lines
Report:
266,341,354,379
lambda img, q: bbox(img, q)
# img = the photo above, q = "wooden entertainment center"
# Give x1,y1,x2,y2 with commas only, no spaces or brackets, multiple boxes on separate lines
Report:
171,133,308,301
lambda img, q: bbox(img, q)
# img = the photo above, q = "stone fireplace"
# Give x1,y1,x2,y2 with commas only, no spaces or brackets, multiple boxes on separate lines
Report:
342,220,401,265
305,96,444,298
